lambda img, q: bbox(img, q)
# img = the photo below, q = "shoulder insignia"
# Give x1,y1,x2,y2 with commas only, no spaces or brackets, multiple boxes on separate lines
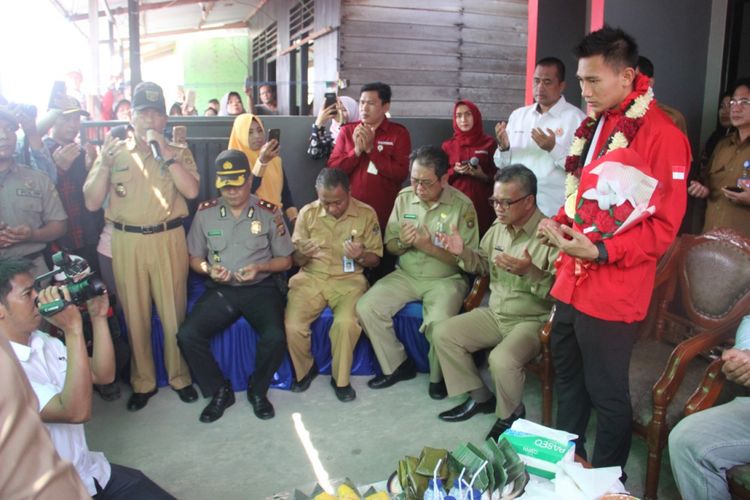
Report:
257,198,277,213
198,199,219,211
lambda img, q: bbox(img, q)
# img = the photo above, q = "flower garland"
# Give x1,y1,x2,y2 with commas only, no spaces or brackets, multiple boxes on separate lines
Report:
563,73,654,218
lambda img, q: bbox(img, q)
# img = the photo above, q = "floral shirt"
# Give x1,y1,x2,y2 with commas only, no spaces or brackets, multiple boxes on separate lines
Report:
306,123,334,160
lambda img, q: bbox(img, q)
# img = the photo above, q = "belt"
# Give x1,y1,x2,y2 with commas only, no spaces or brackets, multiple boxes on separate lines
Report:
112,218,183,235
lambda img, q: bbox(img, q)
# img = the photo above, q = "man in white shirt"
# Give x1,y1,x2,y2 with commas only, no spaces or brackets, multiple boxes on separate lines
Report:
494,57,586,216
1,257,174,499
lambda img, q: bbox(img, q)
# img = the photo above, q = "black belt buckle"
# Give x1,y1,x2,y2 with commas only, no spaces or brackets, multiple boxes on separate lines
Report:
141,225,156,235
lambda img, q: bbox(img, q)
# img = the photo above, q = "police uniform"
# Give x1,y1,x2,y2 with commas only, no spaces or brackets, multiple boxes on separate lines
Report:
356,185,479,382
285,198,383,388
176,168,293,401
86,85,199,395
0,162,67,277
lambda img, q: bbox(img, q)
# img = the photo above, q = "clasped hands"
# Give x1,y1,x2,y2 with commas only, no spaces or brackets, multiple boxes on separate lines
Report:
437,224,533,275
209,263,261,283
494,121,556,152
536,218,599,260
353,123,375,156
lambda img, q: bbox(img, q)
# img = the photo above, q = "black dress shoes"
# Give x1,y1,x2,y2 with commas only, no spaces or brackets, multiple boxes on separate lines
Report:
428,380,448,400
291,363,319,393
247,392,275,420
486,403,526,441
95,382,121,401
126,389,158,411
330,377,356,402
200,381,235,423
438,396,496,422
367,358,417,389
175,385,198,403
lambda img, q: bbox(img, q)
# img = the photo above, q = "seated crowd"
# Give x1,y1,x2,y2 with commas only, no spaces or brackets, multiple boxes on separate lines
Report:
1,25,749,500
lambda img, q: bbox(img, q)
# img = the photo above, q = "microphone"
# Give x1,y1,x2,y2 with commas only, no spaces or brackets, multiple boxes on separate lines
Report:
146,129,163,162
461,157,479,169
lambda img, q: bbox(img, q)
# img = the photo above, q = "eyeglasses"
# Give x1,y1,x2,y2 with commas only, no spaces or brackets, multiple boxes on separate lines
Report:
410,177,438,188
488,194,531,209
729,98,750,108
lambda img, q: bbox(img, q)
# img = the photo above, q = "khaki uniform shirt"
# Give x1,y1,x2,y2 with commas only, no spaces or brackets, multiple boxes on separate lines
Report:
293,197,383,280
459,209,557,321
386,185,479,279
96,137,199,225
704,132,750,239
187,195,294,286
0,163,67,258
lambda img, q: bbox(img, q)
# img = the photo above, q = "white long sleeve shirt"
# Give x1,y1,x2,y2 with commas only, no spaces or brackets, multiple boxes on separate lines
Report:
494,96,586,216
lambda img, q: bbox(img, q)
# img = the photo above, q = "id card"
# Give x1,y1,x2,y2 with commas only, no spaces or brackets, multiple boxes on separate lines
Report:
343,256,355,273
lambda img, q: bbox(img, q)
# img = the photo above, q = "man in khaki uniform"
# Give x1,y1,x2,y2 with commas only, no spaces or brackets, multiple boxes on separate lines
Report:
356,145,479,399
0,107,67,278
433,165,558,441
83,82,200,411
286,168,383,402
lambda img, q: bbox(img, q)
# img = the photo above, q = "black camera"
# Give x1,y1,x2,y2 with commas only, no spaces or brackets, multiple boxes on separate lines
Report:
35,252,107,316
8,102,37,119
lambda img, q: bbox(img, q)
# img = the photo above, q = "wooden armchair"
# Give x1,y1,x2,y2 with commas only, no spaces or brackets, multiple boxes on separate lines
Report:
629,228,750,500
462,275,555,426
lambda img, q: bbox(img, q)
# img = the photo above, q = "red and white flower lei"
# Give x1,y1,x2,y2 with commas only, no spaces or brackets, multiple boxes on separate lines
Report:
563,73,654,218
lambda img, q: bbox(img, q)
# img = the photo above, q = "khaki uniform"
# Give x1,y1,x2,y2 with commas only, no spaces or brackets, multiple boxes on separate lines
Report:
0,163,67,277
92,137,198,393
178,196,293,398
433,209,557,418
356,185,479,382
703,132,750,239
285,198,383,386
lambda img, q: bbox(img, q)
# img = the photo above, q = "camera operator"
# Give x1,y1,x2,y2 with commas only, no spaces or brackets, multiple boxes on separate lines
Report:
2,257,174,499
0,97,58,182
0,107,67,278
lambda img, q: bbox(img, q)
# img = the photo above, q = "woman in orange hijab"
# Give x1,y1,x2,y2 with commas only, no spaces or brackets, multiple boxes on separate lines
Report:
228,114,298,221
441,100,497,234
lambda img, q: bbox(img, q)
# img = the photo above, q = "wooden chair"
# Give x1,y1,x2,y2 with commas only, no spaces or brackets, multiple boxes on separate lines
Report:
629,228,750,500
462,275,555,426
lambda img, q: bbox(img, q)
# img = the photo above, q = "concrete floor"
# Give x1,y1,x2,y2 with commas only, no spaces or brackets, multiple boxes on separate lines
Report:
86,375,679,499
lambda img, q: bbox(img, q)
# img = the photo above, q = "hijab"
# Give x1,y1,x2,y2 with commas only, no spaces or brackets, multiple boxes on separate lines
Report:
227,113,284,207
219,91,245,116
450,100,493,148
330,96,361,140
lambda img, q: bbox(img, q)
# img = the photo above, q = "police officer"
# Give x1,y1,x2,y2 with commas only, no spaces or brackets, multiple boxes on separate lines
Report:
0,107,67,278
177,149,293,423
356,145,479,399
286,168,383,402
83,82,199,411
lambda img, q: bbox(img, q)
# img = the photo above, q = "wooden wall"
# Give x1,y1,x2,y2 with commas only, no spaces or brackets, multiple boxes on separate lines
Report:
338,0,527,120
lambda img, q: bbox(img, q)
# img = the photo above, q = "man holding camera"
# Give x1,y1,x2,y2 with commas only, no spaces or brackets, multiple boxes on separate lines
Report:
177,149,293,422
2,257,174,498
83,81,200,411
0,107,68,278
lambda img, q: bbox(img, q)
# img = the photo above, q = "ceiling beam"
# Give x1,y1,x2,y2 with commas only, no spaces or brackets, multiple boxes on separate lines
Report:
97,20,248,44
68,0,205,21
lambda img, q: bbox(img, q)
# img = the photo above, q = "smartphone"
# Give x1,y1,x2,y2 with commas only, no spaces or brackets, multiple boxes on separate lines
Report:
185,89,196,108
725,186,743,193
267,128,281,144
172,125,187,144
48,81,67,110
324,92,337,109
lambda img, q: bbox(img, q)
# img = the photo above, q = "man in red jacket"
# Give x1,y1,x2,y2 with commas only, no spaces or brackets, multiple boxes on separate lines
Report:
537,26,690,475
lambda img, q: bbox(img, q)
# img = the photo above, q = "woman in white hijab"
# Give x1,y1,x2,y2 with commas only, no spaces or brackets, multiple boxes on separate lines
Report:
306,95,360,160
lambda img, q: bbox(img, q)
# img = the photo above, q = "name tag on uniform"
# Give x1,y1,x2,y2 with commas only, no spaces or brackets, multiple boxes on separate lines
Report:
16,188,41,198
403,214,417,220
112,165,130,172
208,230,222,236
377,141,394,146
366,161,379,175
474,150,488,155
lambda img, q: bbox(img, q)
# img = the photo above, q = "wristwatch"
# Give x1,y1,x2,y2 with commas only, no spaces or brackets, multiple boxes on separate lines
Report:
595,241,608,264
396,239,406,250
162,158,177,168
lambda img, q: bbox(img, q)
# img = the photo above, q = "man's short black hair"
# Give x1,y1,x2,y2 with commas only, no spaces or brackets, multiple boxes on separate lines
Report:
360,82,392,104
729,77,750,95
494,164,538,198
637,56,655,78
0,258,34,305
536,57,566,82
409,145,449,178
574,25,639,70
259,83,277,95
315,168,350,192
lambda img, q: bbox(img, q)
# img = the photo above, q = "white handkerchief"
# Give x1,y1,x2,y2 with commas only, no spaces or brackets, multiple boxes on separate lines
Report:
366,161,379,175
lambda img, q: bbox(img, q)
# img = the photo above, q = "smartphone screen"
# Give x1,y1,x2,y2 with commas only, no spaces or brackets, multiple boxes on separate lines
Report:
324,92,337,109
48,81,67,110
725,186,743,193
186,90,196,108
267,128,281,144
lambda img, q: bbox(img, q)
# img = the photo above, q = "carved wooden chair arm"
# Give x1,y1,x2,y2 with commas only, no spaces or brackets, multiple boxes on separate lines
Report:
463,275,489,312
684,358,727,416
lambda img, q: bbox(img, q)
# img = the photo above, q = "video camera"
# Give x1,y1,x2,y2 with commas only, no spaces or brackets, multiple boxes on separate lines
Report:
34,251,107,316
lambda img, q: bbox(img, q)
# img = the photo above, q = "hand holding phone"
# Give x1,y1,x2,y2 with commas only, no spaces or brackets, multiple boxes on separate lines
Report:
267,128,281,145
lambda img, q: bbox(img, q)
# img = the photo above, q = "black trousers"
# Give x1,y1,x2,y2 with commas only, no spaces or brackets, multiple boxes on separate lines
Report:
550,301,639,471
94,463,175,499
176,278,286,398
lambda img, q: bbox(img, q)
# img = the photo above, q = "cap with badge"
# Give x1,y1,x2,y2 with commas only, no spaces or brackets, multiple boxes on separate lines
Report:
0,106,19,129
57,95,90,117
215,149,251,189
132,81,166,114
